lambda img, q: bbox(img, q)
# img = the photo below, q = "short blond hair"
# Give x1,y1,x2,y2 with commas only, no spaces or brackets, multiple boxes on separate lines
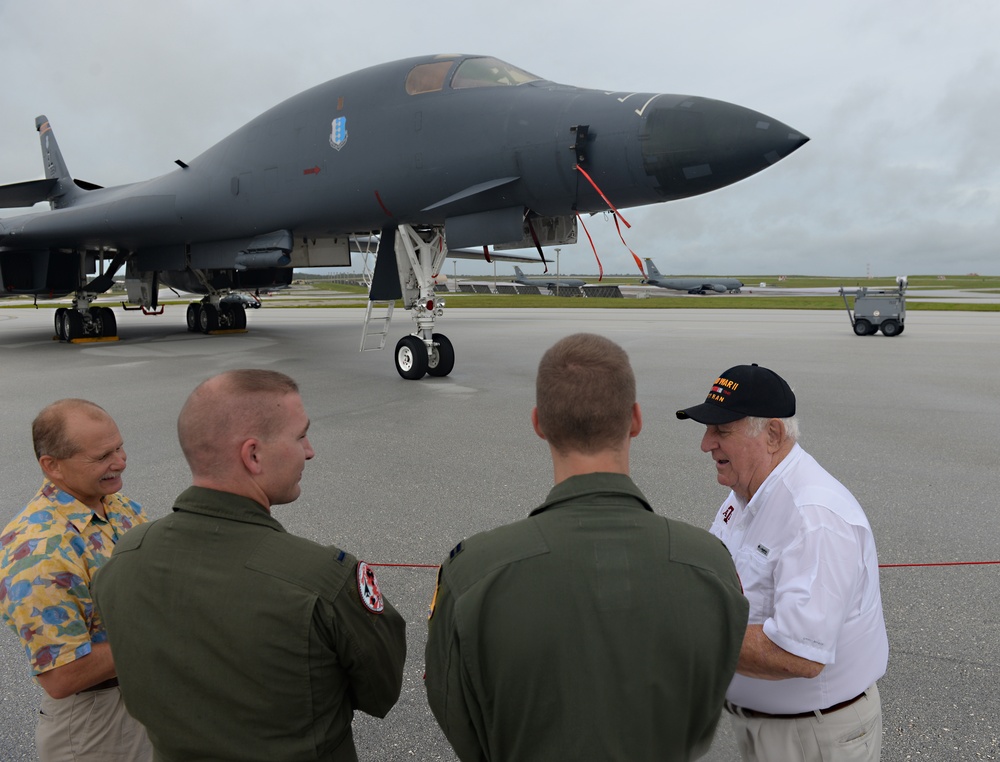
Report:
535,333,635,455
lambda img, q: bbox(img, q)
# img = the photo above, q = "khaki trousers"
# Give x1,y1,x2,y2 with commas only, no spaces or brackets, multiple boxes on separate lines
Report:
727,683,882,762
36,685,152,762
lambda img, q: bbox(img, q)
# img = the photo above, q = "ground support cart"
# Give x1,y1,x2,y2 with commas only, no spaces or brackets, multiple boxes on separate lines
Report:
839,278,907,337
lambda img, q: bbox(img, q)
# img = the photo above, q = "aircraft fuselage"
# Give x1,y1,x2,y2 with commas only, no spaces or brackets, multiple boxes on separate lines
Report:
1,55,807,257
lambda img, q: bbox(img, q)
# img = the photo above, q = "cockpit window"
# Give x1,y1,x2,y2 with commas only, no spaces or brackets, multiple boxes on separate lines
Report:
405,62,454,95
450,57,540,89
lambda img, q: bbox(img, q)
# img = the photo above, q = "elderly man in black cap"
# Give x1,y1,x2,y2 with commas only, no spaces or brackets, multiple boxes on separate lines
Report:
677,364,888,762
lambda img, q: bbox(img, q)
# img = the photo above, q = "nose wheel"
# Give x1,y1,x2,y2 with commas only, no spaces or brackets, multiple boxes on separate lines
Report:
426,333,454,377
394,333,454,380
395,336,428,380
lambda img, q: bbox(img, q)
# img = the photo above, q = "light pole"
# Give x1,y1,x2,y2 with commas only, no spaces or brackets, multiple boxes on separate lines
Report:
555,247,561,293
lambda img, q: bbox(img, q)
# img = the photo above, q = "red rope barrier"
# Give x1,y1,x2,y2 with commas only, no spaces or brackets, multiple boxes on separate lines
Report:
368,562,439,569
367,561,1000,570
879,560,1000,568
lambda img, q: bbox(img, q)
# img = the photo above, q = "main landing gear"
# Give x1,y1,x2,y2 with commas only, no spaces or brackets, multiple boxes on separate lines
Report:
185,299,248,334
54,302,118,343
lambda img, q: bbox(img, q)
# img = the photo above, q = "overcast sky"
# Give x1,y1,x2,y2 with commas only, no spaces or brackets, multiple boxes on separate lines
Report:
2,0,997,277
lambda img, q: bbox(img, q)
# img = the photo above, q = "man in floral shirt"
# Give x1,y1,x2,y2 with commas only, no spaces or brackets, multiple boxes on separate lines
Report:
0,398,151,761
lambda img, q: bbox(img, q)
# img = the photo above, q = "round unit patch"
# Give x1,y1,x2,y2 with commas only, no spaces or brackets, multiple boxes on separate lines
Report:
357,561,384,614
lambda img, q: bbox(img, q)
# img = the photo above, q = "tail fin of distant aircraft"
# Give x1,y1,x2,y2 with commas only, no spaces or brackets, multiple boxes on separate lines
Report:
643,258,662,277
513,266,525,278
35,115,88,209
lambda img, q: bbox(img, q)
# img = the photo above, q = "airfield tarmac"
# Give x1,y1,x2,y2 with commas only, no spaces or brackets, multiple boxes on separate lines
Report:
0,305,997,761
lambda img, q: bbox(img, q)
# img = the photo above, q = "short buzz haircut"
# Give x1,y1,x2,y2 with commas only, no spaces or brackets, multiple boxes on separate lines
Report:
535,333,636,455
32,399,110,460
177,369,300,472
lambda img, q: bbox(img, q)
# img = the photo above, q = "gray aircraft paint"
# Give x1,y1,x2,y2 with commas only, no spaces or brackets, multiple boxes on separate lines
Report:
0,54,805,373
643,258,744,294
511,265,586,289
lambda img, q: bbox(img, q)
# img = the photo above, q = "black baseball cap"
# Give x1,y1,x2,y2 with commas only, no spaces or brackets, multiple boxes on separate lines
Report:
676,364,795,425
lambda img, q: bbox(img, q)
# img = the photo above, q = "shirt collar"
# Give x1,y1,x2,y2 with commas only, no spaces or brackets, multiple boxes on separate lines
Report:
40,480,113,535
173,486,286,532
742,442,803,515
529,472,653,517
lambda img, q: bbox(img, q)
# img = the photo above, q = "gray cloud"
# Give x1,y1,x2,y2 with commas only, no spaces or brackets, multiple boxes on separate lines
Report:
2,0,996,277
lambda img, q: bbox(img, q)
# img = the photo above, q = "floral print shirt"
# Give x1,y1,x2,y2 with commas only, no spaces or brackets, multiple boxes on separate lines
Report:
0,481,145,676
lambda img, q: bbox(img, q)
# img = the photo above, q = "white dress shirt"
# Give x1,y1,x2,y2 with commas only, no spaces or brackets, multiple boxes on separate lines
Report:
710,444,888,714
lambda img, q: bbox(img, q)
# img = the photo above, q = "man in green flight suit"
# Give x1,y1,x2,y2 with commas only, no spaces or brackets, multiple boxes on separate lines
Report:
93,369,406,761
425,333,749,761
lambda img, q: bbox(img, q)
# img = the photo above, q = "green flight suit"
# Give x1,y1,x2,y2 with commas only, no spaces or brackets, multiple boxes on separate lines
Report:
425,473,748,762
92,487,406,762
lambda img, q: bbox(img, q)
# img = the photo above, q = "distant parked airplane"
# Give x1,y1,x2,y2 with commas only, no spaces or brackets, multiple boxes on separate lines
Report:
512,266,585,289
643,258,743,294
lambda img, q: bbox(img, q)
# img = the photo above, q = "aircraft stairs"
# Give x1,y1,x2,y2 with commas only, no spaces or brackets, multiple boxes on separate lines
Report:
361,300,394,352
358,241,394,352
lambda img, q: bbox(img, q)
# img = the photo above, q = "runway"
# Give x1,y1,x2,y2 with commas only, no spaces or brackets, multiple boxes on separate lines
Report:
1,305,998,760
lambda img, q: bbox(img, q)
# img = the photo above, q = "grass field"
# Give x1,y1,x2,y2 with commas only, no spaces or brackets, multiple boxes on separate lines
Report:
4,275,998,312
296,274,1000,311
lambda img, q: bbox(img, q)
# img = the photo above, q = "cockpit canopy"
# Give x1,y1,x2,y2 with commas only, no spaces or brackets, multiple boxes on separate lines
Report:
405,56,540,95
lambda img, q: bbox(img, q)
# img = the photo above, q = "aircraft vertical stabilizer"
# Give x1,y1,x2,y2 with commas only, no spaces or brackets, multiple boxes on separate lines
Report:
35,115,84,209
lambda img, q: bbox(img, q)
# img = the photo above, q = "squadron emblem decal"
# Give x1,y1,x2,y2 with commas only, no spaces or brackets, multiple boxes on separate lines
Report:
329,116,348,150
357,561,384,613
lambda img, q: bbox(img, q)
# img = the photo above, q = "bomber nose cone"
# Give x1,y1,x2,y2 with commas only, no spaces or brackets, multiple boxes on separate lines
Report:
641,95,808,201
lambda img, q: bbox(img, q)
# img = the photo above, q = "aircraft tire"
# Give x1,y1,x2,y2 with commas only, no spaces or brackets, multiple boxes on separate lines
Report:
64,310,83,341
199,303,219,333
426,333,455,377
54,308,67,340
233,305,247,330
395,336,428,380
186,303,201,332
881,319,900,337
92,306,117,337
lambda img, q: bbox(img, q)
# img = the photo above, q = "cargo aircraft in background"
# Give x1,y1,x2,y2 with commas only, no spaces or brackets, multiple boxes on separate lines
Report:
512,266,586,290
0,54,807,378
643,258,744,294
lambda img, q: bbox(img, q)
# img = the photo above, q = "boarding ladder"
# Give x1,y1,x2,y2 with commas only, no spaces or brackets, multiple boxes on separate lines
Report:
359,236,394,352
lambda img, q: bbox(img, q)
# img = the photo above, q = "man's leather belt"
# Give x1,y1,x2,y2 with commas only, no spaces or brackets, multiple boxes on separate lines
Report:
80,677,120,693
725,691,866,720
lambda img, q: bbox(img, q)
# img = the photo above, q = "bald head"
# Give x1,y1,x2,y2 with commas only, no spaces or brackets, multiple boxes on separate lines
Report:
33,399,112,460
178,369,300,479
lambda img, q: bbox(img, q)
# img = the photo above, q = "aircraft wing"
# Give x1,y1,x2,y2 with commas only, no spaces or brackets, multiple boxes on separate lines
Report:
350,235,546,264
0,178,58,208
446,248,542,264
